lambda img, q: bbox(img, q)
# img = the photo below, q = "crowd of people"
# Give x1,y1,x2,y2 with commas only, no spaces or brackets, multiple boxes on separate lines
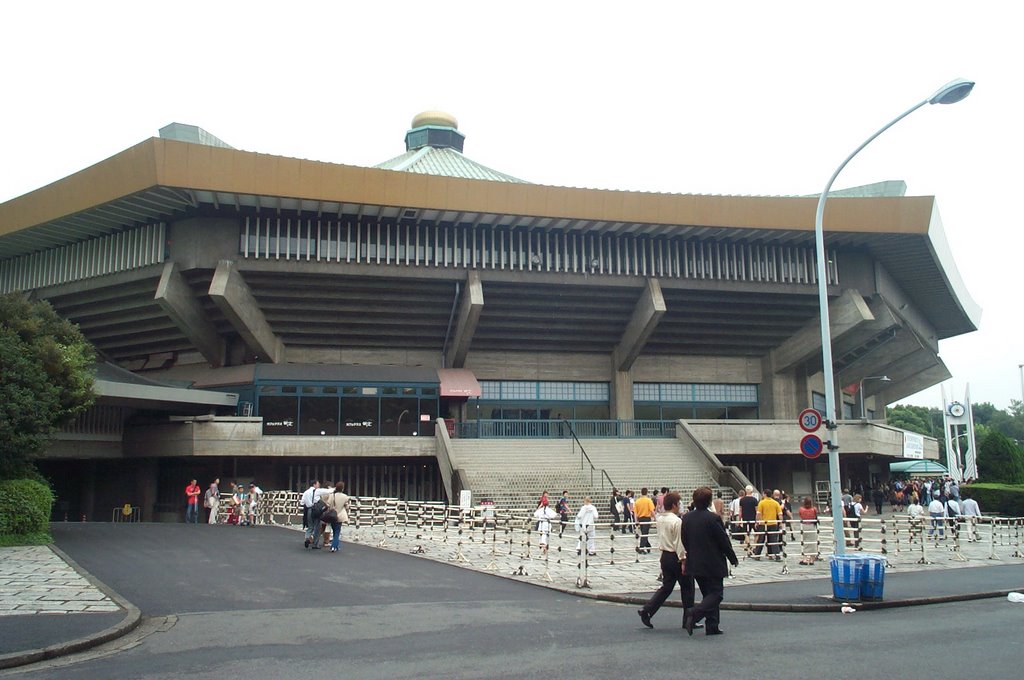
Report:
299,480,352,553
183,478,264,526
532,486,738,635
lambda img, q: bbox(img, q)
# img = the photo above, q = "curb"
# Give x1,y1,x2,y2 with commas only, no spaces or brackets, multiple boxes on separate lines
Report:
0,545,142,671
581,587,1021,612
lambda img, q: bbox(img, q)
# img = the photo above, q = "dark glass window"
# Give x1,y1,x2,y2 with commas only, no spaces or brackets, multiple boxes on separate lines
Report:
261,396,298,435
728,406,759,419
634,404,660,420
419,398,438,436
662,405,693,420
300,397,339,436
282,386,297,394
694,406,728,419
381,397,419,436
572,404,610,419
342,397,378,435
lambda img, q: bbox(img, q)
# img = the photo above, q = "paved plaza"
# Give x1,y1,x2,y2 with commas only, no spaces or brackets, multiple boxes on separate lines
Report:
297,513,1024,599
0,546,119,616
0,520,1021,677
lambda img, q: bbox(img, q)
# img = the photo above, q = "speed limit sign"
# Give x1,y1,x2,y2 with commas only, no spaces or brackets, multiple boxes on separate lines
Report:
798,408,822,433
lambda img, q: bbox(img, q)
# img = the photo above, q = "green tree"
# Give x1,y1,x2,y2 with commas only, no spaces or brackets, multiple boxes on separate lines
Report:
0,294,96,479
971,401,998,427
886,404,941,438
976,431,1024,484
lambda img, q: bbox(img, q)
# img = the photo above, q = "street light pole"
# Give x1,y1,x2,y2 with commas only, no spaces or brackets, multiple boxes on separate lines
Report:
858,375,892,419
1018,364,1023,405
813,78,974,555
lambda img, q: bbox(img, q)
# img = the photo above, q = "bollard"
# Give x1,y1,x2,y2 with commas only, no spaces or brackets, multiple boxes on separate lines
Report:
576,527,591,589
917,525,931,565
949,517,967,562
1014,518,1024,559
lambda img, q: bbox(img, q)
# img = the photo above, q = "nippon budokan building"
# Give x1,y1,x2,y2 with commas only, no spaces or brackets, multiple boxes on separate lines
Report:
0,112,979,521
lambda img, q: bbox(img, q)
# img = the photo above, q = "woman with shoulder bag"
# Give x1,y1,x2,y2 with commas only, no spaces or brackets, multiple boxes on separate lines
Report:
323,481,351,554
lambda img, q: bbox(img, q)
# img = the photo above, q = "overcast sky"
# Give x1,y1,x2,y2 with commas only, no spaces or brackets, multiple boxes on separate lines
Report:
2,2,1021,410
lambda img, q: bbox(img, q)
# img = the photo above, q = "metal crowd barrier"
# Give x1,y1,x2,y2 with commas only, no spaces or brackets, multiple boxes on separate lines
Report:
257,494,1024,588
111,505,142,523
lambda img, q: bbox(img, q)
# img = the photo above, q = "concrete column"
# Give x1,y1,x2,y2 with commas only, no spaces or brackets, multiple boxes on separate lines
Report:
80,460,96,522
446,272,484,368
613,278,666,372
758,356,804,420
209,260,284,363
136,459,158,523
155,261,224,367
166,217,241,270
611,365,634,420
771,289,873,373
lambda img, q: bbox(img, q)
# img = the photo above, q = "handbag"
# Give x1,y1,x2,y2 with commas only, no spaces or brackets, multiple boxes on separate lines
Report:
312,497,327,515
319,492,339,524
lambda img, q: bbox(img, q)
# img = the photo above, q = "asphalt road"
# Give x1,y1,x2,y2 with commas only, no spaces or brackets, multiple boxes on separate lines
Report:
8,523,1021,679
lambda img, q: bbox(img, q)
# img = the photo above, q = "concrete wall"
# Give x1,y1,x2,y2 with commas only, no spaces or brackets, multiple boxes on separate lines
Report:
167,217,241,270
287,347,442,366
124,418,436,458
688,420,940,460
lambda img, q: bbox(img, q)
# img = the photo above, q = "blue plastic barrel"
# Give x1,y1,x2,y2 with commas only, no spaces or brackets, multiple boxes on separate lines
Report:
830,555,863,600
859,554,886,600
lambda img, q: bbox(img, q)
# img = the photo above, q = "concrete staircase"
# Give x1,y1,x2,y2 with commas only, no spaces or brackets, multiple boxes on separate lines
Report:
450,440,593,513
449,437,727,514
574,439,726,501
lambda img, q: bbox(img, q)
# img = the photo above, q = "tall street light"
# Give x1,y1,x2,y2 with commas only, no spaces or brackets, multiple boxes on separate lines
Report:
814,78,975,555
858,375,892,419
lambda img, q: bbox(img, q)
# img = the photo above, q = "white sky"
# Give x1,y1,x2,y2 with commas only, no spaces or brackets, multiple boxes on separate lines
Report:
2,1,1021,410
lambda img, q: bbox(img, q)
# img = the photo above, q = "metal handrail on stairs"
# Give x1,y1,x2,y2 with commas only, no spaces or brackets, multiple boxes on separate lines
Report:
562,419,616,494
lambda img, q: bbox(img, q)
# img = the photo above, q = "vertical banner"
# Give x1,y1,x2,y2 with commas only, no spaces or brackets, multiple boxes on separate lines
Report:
903,432,924,460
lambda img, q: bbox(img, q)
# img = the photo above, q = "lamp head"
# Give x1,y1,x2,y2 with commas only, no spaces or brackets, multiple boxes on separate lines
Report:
928,78,975,105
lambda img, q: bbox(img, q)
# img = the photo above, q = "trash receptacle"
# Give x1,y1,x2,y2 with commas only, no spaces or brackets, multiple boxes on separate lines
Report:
830,555,864,600
859,554,887,600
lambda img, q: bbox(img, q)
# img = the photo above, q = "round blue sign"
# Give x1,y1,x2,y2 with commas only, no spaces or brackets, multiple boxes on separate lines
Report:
800,434,824,459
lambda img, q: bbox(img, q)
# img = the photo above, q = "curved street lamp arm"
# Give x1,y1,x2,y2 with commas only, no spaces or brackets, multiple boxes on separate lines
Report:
813,95,929,555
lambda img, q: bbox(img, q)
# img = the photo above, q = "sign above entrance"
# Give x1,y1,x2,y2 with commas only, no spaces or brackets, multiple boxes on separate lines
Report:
438,369,482,397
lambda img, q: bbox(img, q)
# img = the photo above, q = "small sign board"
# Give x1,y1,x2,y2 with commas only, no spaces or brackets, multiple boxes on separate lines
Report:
800,434,824,460
798,408,823,433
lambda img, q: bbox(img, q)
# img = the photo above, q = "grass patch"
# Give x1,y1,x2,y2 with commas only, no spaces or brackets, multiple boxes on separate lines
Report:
0,531,52,547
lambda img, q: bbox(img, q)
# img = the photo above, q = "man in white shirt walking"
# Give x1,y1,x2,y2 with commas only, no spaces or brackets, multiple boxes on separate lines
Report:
927,492,946,539
638,492,686,629
575,497,599,556
301,480,321,547
960,492,982,542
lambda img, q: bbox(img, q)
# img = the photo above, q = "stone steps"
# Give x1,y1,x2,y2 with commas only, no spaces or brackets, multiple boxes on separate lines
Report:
451,437,728,511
